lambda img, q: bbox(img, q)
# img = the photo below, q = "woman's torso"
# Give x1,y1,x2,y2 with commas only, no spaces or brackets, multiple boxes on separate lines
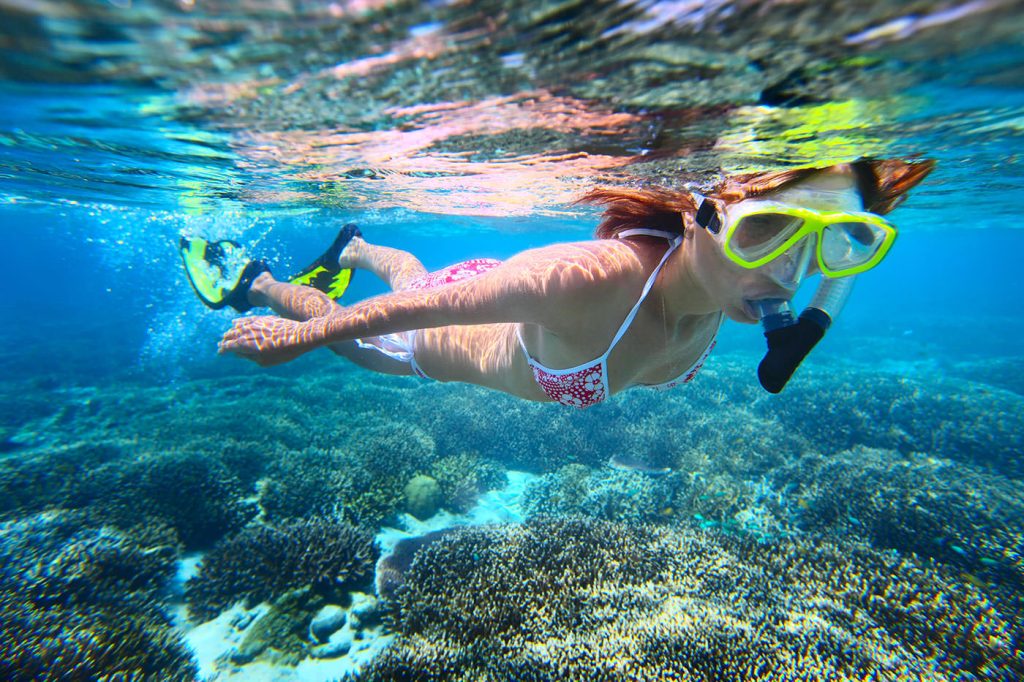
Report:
412,235,721,403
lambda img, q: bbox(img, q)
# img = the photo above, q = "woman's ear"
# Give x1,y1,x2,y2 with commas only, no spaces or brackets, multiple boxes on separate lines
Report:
681,213,696,240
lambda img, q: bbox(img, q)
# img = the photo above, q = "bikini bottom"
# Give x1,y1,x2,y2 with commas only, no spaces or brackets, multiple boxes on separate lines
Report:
354,257,502,378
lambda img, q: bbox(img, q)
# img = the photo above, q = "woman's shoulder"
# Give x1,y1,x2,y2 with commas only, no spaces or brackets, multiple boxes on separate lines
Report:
504,238,646,288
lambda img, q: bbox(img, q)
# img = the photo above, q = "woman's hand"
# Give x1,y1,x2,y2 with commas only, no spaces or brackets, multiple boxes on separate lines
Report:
218,316,318,366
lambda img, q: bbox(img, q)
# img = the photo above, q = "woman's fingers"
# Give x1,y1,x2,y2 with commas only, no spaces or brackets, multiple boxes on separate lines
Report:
218,317,259,353
218,316,308,365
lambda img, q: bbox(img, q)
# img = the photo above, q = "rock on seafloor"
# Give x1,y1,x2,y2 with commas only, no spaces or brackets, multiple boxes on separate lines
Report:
309,605,347,643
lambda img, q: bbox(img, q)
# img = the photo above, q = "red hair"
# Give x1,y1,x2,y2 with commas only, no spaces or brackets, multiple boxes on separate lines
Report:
577,158,936,239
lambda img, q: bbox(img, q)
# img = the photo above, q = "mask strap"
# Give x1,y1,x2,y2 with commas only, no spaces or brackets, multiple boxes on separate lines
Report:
692,192,722,234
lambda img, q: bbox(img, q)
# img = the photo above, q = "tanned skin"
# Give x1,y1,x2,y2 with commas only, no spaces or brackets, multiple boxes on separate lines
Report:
218,168,883,403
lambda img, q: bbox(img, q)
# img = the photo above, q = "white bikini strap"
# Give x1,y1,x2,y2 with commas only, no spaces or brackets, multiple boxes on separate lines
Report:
515,324,530,357
516,230,682,363
618,228,681,240
602,232,682,359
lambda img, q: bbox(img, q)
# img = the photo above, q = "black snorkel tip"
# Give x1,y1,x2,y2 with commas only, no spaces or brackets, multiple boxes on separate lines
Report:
754,277,856,394
757,309,829,393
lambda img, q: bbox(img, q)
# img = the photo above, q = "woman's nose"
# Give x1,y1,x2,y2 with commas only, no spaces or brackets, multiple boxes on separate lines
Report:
764,235,815,291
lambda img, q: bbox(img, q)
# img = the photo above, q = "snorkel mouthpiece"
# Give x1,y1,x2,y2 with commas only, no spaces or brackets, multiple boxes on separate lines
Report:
756,277,855,394
756,298,796,332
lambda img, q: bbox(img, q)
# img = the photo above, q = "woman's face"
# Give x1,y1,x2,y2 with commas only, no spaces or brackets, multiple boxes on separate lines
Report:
690,167,864,324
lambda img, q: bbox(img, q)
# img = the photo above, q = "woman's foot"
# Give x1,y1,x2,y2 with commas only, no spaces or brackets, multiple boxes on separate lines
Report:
336,233,366,270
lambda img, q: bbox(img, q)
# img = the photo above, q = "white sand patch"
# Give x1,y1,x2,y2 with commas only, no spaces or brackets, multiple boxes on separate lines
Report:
173,471,535,680
184,603,269,680
377,469,535,553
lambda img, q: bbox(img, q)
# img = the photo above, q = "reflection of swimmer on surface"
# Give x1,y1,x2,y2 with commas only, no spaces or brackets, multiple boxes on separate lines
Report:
192,158,933,408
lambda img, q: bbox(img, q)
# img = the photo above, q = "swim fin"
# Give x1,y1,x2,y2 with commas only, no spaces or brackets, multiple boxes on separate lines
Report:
179,236,269,312
288,223,361,300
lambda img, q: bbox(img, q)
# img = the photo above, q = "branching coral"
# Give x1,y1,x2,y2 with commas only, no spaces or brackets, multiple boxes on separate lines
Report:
0,442,123,521
258,447,351,522
337,422,439,526
768,371,1024,476
357,518,1023,681
0,511,195,681
388,518,671,643
0,595,197,682
186,518,378,621
67,448,256,549
523,464,678,523
350,423,436,483
429,451,506,514
258,424,458,527
774,445,1024,592
408,384,610,471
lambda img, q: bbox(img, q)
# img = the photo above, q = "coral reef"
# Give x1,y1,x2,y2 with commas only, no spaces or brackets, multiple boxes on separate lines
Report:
403,474,442,520
4,335,1024,679
393,358,1024,485
0,380,60,437
774,446,1024,592
257,447,351,523
0,385,263,550
352,423,437,484
67,448,256,549
357,517,1023,681
387,518,670,644
768,370,1024,477
399,360,801,478
429,451,506,514
338,423,439,527
256,438,506,527
0,442,123,521
186,518,378,621
947,356,1024,396
0,511,196,681
523,464,679,524
410,384,607,471
612,368,802,479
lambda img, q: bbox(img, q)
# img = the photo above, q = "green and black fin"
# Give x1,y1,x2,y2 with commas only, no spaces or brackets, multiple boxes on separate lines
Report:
179,236,269,313
288,223,361,300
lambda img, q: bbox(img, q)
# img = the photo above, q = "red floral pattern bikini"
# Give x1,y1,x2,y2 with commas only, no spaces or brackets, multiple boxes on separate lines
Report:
356,230,719,407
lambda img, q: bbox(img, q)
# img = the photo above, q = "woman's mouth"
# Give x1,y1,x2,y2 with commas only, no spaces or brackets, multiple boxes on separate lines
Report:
743,293,796,321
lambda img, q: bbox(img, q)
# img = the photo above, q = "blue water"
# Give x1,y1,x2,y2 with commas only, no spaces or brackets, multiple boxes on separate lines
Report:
4,203,1022,384
2,2,1024,680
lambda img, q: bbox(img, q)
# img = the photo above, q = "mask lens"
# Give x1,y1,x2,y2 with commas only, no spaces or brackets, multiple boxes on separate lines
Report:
821,221,887,270
730,213,804,261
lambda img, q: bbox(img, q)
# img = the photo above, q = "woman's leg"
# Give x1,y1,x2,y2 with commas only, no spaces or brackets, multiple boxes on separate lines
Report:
338,236,428,291
244,237,430,375
246,236,429,316
247,273,336,321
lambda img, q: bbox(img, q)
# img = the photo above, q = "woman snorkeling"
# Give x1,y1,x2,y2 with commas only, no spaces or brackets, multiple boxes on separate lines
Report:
184,158,933,408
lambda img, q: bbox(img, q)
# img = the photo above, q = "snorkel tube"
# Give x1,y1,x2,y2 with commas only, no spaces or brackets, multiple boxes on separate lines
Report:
755,276,855,393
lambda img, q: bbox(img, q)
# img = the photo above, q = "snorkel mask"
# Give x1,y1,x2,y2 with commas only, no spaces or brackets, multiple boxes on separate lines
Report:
694,179,895,393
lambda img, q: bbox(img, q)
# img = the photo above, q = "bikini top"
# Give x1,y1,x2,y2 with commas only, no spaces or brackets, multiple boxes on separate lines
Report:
515,228,720,409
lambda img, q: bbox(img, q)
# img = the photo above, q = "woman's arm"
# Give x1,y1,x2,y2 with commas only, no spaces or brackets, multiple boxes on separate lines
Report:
218,240,639,366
